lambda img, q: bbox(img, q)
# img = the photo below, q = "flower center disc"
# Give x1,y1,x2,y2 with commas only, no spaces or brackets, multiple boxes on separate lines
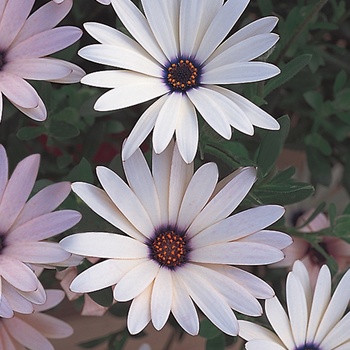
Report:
167,59,199,91
151,231,187,268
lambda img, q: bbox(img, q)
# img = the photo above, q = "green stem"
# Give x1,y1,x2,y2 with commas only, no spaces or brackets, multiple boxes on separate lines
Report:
276,0,329,64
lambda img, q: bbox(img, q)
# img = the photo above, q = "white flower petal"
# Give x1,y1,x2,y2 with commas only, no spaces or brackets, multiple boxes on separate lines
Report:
177,265,238,336
142,0,179,60
211,16,279,61
72,182,144,241
171,274,199,336
188,167,256,237
168,143,193,225
111,0,167,64
210,86,280,130
93,75,168,111
204,33,279,70
306,264,331,342
113,260,159,301
12,95,47,121
151,139,174,224
239,320,283,344
286,272,308,347
178,163,218,230
151,268,172,330
60,232,148,259
0,145,8,201
179,0,222,58
71,259,139,293
191,205,285,248
127,284,152,334
195,0,250,64
314,268,350,344
123,147,161,227
246,339,287,350
320,312,350,349
97,166,155,238
239,230,292,250
175,97,198,163
152,92,180,155
190,242,284,265
79,44,162,77
201,62,280,84
122,95,168,161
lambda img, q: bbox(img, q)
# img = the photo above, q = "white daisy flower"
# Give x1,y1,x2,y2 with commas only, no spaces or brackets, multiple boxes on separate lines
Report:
79,0,281,163
60,141,291,336
239,260,350,349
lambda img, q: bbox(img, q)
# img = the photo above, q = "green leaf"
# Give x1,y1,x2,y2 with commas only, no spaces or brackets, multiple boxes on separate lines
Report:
16,126,45,140
48,121,80,139
333,70,347,94
304,134,332,156
88,286,114,307
65,158,94,183
263,54,312,97
303,91,323,110
206,334,225,350
334,88,350,111
333,215,350,239
256,115,290,178
199,320,222,339
306,147,331,186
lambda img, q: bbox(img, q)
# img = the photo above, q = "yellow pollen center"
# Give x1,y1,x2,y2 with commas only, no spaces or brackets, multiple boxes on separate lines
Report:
167,59,198,91
151,231,187,268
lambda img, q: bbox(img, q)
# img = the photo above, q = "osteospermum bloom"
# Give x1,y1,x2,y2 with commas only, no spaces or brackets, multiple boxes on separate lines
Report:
79,0,280,163
60,141,291,336
0,290,73,350
273,210,350,287
0,145,81,317
53,0,111,4
0,0,85,121
239,260,350,350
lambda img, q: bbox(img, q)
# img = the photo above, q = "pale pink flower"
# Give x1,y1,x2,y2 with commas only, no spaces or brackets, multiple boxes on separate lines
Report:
0,145,81,317
0,289,73,350
0,0,85,122
61,141,291,336
273,210,350,287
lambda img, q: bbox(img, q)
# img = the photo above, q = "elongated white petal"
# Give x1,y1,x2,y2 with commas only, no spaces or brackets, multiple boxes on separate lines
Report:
191,205,285,248
265,297,295,349
111,0,167,64
12,94,47,121
320,312,350,349
122,95,169,161
202,62,280,84
71,259,140,293
210,85,280,130
211,17,279,61
190,242,284,265
175,97,198,163
72,182,144,241
178,163,218,230
195,0,250,64
60,232,148,259
79,44,162,78
151,268,172,330
177,265,238,336
188,167,256,236
142,0,179,60
0,145,8,201
113,260,159,301
314,268,350,344
246,339,287,350
180,0,222,58
127,284,152,334
124,148,161,226
171,274,199,335
97,166,155,238
94,76,168,111
239,320,283,344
